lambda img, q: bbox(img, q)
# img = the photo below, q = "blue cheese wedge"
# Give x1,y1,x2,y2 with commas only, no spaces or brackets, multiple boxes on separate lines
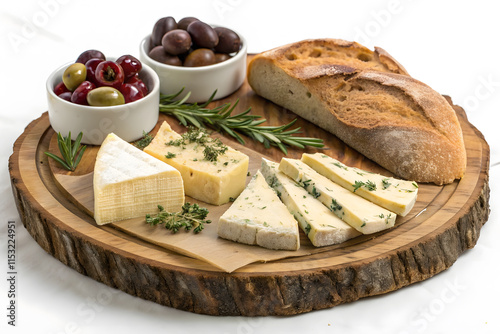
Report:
279,158,396,234
261,159,361,247
94,133,184,225
301,153,418,216
218,171,300,250
144,121,249,205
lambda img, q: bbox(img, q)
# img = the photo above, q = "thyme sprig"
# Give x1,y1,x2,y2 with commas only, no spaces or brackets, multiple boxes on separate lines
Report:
145,203,211,234
44,131,86,172
158,89,325,155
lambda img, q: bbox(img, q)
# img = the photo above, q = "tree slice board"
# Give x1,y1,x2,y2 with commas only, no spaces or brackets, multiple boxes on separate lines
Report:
9,58,490,315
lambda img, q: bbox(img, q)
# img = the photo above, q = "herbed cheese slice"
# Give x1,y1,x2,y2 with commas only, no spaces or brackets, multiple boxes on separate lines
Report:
93,133,184,225
261,159,361,247
144,121,249,205
302,153,418,216
218,170,300,250
279,158,396,234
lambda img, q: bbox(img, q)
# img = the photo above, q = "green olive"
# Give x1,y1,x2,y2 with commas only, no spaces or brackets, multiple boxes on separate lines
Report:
87,87,125,106
62,63,87,91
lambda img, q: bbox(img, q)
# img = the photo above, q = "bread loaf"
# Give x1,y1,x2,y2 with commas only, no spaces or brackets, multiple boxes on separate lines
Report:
247,39,466,185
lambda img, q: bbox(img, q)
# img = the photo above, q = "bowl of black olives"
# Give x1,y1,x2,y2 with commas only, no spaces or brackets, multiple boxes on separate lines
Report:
139,16,247,103
46,49,160,145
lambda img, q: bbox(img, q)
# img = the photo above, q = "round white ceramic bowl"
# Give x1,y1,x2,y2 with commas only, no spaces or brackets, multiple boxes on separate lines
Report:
46,59,160,145
139,29,247,103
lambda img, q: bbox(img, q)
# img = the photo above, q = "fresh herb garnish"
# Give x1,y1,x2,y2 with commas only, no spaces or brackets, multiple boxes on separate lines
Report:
134,131,153,150
333,162,348,170
330,198,342,212
311,186,321,198
365,180,377,191
353,180,365,192
203,139,228,162
305,224,311,235
300,178,312,189
44,131,86,172
158,88,324,155
166,127,228,162
145,203,211,234
165,152,176,159
353,180,377,192
382,178,391,190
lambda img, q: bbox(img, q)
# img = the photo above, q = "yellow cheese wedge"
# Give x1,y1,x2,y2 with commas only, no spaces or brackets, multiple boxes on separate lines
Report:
144,121,249,205
218,171,300,250
93,133,184,225
279,158,396,234
301,153,418,216
261,159,361,247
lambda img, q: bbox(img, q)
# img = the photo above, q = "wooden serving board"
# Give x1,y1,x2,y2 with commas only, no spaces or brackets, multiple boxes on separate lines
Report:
9,58,490,316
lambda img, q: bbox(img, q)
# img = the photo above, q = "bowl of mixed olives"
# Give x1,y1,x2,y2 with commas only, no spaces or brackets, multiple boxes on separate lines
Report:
46,49,160,145
139,16,247,103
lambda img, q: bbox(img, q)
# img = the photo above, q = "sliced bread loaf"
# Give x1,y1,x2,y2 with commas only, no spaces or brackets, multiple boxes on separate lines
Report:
247,39,466,185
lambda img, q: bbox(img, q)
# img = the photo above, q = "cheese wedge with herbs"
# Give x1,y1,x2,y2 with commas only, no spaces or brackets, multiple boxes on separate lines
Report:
301,153,418,216
93,133,184,225
218,171,300,250
144,121,249,205
261,159,361,247
279,158,396,234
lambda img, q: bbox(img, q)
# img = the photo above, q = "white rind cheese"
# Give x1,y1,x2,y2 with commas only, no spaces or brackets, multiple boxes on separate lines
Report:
144,121,249,205
279,158,396,234
302,153,418,216
218,170,300,250
93,133,184,225
261,159,361,247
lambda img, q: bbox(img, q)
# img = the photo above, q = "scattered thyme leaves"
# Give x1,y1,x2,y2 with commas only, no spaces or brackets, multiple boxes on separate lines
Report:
353,180,377,192
133,131,153,150
166,127,228,162
145,203,211,234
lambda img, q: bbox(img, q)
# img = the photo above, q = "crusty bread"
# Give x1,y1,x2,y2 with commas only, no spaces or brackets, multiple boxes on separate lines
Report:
247,39,466,185
260,38,410,76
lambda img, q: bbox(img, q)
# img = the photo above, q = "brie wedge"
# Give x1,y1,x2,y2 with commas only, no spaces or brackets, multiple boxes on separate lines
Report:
93,133,184,225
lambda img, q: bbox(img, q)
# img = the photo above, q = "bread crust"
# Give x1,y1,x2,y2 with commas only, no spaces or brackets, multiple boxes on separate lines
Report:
247,39,466,185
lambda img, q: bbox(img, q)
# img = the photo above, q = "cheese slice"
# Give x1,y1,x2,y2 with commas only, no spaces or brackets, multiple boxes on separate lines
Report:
279,158,396,234
302,153,418,216
93,133,184,225
261,159,360,247
218,170,300,250
144,121,249,205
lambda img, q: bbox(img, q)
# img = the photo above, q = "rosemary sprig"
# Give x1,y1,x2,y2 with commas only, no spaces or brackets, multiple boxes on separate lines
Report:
158,89,325,155
44,131,86,171
145,203,211,234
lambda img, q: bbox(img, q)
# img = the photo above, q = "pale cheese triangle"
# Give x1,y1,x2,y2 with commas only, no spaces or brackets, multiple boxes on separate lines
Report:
93,133,184,225
218,170,300,250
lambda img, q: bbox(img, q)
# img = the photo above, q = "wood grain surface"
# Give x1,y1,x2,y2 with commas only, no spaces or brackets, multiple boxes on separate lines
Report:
9,56,490,315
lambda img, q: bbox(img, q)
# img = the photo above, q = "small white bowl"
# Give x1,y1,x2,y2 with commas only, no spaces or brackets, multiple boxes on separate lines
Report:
46,59,160,145
139,30,247,103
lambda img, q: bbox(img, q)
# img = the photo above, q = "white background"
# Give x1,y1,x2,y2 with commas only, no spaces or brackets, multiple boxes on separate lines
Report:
1,0,499,333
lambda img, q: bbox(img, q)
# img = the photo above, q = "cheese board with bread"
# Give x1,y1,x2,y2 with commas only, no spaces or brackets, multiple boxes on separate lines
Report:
9,36,490,316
